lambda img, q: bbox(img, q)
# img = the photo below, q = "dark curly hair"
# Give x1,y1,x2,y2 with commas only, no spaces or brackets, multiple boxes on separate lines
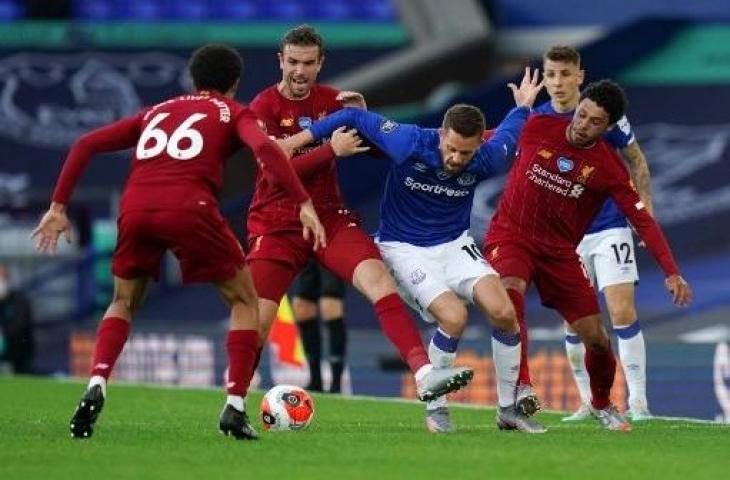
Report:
580,80,627,125
188,44,242,93
442,104,485,138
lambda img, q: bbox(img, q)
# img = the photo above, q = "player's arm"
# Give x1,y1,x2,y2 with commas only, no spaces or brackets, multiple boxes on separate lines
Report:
283,108,418,164
476,67,542,173
620,140,654,215
286,127,368,178
236,110,326,248
475,106,530,174
32,115,143,254
606,157,691,306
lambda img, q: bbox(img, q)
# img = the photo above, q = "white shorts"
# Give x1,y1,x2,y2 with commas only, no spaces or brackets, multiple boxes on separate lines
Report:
577,226,639,292
376,231,498,323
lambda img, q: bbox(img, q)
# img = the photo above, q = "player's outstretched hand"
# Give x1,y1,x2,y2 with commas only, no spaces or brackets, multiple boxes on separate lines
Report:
336,91,367,110
665,274,692,307
509,66,544,109
30,202,72,255
299,199,327,250
330,126,370,157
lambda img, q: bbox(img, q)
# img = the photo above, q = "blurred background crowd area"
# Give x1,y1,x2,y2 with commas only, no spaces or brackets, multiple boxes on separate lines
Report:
0,0,729,421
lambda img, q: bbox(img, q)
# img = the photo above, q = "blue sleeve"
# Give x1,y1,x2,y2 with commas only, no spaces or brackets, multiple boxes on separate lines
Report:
309,108,419,163
603,115,635,149
474,106,530,175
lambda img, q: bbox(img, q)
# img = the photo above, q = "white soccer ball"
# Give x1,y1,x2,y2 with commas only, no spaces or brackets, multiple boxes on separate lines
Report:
260,384,315,431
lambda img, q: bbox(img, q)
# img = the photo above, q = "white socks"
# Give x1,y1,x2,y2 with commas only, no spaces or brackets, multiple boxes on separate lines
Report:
565,334,591,405
227,395,244,412
426,333,458,410
565,320,648,410
615,321,647,409
88,375,107,398
491,329,521,408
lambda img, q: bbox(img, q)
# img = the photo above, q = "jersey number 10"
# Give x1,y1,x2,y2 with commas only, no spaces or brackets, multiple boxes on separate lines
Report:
136,113,207,160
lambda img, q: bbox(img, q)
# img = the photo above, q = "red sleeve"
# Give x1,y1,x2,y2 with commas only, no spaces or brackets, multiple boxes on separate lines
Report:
292,144,335,178
604,150,680,277
236,109,309,204
52,114,142,203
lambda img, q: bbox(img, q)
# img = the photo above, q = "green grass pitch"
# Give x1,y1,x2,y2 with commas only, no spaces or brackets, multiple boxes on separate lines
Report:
1,376,728,480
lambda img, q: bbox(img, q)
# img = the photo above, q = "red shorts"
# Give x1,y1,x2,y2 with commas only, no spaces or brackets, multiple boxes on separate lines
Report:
112,207,245,284
247,211,381,302
484,239,599,323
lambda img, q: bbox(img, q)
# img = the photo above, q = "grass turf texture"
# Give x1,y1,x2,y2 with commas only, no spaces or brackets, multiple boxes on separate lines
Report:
1,376,728,480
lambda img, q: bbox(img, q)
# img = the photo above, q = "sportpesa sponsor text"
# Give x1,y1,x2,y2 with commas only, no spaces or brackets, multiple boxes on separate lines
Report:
404,177,470,197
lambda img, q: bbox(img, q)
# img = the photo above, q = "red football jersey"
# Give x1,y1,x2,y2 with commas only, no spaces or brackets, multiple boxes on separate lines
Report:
487,114,679,276
52,91,308,212
247,84,344,235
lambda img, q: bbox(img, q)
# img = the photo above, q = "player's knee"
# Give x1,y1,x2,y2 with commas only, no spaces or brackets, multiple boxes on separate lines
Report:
585,329,610,352
490,302,517,332
437,304,468,337
292,298,317,322
111,292,142,314
353,259,396,302
607,302,637,327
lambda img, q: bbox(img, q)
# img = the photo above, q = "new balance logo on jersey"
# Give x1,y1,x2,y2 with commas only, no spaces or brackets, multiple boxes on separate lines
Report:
538,148,553,159
404,177,470,197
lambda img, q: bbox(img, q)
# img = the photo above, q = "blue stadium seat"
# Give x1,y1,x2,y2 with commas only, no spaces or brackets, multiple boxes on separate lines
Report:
0,0,22,21
358,0,398,22
168,0,212,21
118,0,167,21
264,0,307,21
314,0,355,21
214,0,261,21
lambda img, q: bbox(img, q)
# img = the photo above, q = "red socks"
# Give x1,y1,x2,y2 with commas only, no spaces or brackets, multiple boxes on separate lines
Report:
226,329,259,397
374,294,429,373
585,343,617,410
90,317,131,379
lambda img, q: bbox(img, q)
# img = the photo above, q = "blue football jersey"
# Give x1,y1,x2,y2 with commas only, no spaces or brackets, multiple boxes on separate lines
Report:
309,106,530,246
533,101,636,234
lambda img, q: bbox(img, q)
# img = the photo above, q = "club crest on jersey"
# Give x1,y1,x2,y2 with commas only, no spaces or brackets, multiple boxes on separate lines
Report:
412,162,428,173
280,117,294,127
457,172,476,186
380,119,398,133
557,156,574,173
410,268,426,285
298,116,312,129
576,164,596,183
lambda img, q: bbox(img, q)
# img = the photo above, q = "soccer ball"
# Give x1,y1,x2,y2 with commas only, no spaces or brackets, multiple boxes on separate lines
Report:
260,385,315,431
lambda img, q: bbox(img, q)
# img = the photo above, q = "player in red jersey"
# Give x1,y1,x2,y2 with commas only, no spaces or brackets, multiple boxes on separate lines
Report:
249,25,364,394
247,25,474,403
483,80,692,431
31,44,325,441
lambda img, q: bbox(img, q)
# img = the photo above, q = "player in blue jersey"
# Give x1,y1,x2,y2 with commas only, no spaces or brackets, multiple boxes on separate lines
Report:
283,68,547,433
536,45,654,421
